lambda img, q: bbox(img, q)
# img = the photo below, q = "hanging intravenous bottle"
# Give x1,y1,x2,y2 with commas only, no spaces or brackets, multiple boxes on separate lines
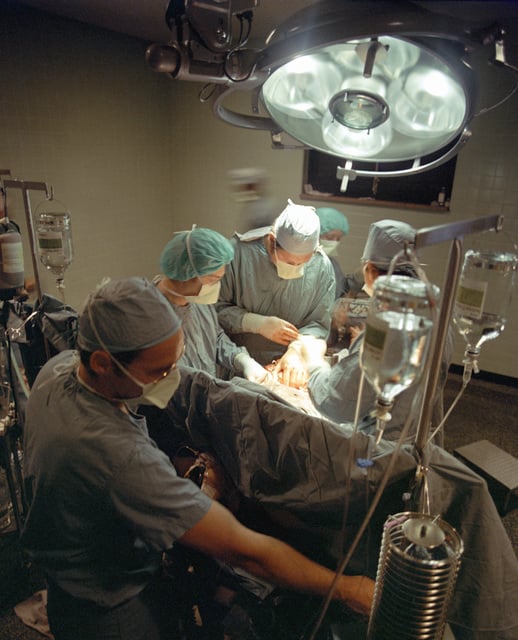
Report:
360,275,436,442
36,211,74,293
453,249,517,374
0,220,24,297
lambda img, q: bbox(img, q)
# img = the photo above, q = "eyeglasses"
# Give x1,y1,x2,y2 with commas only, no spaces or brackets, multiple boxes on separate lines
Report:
132,344,185,386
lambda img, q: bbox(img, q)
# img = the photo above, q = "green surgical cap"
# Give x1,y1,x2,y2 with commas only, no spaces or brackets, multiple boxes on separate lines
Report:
160,227,234,281
77,277,181,353
315,207,350,235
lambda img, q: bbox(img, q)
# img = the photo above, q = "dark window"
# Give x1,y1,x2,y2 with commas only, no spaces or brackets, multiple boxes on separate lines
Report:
303,148,457,210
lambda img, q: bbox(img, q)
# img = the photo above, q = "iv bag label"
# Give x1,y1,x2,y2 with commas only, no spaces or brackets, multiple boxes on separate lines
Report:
363,318,387,363
38,232,64,252
455,277,487,320
1,241,24,273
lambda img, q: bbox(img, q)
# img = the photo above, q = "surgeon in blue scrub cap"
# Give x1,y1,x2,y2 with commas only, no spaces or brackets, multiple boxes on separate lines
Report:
156,226,268,382
315,207,351,299
22,275,374,639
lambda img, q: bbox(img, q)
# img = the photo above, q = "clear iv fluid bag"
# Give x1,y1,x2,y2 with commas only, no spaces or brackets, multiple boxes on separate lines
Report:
454,250,517,352
360,276,435,404
361,311,432,402
36,212,73,276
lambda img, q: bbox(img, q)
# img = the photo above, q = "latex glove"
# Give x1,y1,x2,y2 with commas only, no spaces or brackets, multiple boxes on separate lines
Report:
242,312,299,346
273,348,309,389
234,352,270,383
274,336,328,387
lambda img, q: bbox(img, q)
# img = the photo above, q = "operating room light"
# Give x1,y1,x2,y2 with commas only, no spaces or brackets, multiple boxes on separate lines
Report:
147,0,518,179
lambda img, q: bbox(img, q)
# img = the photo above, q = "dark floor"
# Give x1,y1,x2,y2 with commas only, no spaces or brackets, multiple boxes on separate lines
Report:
0,369,516,640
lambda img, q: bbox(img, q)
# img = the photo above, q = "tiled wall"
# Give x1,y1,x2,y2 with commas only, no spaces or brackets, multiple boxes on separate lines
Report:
1,4,517,378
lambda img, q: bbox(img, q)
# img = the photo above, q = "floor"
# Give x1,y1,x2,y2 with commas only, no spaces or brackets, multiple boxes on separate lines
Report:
0,369,516,640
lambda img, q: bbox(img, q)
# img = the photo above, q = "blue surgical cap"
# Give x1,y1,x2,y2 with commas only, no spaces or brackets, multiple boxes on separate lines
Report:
362,219,416,268
315,207,350,235
160,227,234,281
77,277,181,353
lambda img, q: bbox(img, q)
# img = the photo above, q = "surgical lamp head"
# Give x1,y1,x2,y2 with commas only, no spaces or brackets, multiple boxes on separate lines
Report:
147,1,517,180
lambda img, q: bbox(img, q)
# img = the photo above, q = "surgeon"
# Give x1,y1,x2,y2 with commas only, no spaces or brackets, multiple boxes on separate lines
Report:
307,219,453,441
217,199,335,389
156,226,268,382
21,277,374,640
315,206,352,299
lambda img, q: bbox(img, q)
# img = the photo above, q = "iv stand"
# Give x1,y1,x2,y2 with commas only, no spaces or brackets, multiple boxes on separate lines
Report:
1,179,53,306
409,213,504,511
0,175,52,534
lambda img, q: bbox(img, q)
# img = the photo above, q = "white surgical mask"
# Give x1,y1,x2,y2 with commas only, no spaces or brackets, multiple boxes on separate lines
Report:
274,247,305,280
84,303,181,409
320,239,340,256
276,260,305,279
183,280,221,304
113,357,181,409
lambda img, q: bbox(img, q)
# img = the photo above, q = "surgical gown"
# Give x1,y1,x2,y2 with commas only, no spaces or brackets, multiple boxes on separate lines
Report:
21,351,211,608
164,293,248,377
216,233,335,365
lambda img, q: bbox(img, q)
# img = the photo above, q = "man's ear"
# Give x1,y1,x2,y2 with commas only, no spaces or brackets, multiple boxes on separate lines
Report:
267,232,276,254
89,351,114,375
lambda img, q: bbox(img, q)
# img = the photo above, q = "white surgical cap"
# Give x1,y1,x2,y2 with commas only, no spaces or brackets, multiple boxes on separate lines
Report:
77,277,181,353
361,219,416,268
273,199,320,255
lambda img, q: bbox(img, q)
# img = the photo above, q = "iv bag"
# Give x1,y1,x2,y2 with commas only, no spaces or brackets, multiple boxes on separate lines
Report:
0,221,24,295
360,276,435,404
453,250,517,353
36,212,73,278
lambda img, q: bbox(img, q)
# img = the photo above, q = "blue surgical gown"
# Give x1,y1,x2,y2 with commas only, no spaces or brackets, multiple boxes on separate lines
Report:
216,233,335,365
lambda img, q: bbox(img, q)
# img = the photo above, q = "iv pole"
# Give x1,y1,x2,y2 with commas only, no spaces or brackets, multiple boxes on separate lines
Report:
410,213,504,510
0,176,52,533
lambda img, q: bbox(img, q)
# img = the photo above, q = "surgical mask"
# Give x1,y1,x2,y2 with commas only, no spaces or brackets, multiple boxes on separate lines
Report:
113,357,181,409
163,279,221,305
274,247,305,280
276,260,305,279
84,303,181,409
183,280,221,304
320,239,340,256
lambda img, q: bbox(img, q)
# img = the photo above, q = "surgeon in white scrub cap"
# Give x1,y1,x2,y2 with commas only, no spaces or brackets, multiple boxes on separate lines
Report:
217,199,335,389
155,226,268,382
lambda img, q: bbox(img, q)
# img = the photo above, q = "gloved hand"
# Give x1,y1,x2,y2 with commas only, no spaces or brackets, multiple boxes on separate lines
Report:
234,352,270,383
273,348,309,389
273,336,327,388
242,312,299,346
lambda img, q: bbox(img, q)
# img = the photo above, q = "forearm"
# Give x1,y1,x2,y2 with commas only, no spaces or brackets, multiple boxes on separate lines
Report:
230,528,373,615
216,302,247,334
179,502,373,615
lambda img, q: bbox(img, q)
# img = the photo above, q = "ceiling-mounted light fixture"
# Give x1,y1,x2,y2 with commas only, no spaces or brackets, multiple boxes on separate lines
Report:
146,0,518,181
